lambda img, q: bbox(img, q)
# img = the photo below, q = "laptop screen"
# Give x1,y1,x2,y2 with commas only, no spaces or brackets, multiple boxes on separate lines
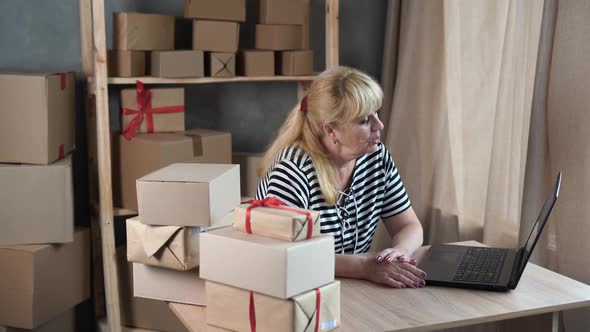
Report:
516,172,562,277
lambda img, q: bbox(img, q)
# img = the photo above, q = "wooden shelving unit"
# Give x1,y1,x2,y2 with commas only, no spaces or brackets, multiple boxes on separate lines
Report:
79,0,339,331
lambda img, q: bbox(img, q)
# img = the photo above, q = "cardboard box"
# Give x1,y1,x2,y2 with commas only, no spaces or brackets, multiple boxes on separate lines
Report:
112,129,232,212
151,50,204,78
126,216,202,271
237,50,274,77
107,50,146,77
116,248,188,332
184,0,246,22
113,12,174,50
207,281,340,332
133,263,206,306
200,227,334,299
255,24,302,50
120,86,185,138
259,0,306,25
232,152,262,197
0,156,73,245
0,228,91,329
137,163,240,227
278,50,314,76
233,203,321,241
193,20,239,52
0,72,75,165
0,308,75,332
207,52,236,78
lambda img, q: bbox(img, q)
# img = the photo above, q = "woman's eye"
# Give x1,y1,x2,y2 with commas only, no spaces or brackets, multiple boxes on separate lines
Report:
359,117,370,125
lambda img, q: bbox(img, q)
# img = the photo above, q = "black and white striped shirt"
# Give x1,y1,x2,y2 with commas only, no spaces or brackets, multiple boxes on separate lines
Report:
256,143,411,254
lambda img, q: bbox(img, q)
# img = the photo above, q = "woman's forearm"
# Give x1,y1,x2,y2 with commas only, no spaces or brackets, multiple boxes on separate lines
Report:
335,254,369,279
390,222,423,256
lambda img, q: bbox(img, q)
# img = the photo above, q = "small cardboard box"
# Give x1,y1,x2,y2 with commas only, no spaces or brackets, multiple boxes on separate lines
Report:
255,24,302,50
133,263,206,306
193,20,239,52
207,281,340,332
184,0,246,22
278,50,314,76
151,50,204,78
232,152,262,197
137,163,240,227
200,227,334,299
0,156,73,245
0,228,91,329
233,202,321,241
112,129,232,212
120,87,185,137
237,50,274,77
113,12,174,50
0,72,75,165
259,0,306,25
207,52,236,78
107,50,146,77
0,308,75,332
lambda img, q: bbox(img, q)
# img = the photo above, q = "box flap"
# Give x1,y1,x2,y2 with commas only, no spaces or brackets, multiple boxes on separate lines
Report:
138,163,237,183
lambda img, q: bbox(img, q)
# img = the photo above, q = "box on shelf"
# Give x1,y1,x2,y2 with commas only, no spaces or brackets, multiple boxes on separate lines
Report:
207,52,236,78
206,280,340,332
200,227,334,299
112,129,232,212
232,152,262,197
0,228,90,329
233,201,321,241
278,50,314,76
193,20,239,52
113,12,174,50
0,156,73,245
107,50,146,77
184,0,246,22
137,163,240,227
259,0,306,25
151,50,204,78
0,72,75,165
120,86,185,139
237,50,274,77
0,308,75,332
255,24,302,51
133,263,206,306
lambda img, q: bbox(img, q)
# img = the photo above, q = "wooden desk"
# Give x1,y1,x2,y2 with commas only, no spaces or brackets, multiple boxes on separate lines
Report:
169,242,590,332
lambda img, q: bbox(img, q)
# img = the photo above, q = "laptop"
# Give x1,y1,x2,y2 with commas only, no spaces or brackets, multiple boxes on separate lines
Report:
418,172,562,291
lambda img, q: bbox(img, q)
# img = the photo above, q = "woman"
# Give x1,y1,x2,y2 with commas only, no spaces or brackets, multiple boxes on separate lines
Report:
256,66,426,289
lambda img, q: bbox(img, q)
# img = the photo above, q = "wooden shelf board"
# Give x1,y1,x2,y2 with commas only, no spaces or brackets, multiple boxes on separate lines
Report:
89,75,317,85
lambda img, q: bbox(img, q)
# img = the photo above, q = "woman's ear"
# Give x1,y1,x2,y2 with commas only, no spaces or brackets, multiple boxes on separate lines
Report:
322,123,335,137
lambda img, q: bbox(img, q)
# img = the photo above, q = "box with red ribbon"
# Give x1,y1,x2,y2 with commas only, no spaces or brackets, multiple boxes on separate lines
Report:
206,280,340,332
120,81,185,140
233,198,321,242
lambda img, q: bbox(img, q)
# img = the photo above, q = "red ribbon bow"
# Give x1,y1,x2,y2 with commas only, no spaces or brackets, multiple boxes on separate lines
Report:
245,197,314,239
249,288,321,332
122,81,185,140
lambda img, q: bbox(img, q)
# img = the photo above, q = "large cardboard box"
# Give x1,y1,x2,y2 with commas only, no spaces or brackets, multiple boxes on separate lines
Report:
237,50,274,77
116,248,188,332
0,156,73,245
107,50,146,77
278,50,314,76
184,0,246,22
232,152,262,197
0,228,91,329
120,87,185,139
0,308,75,332
255,24,302,50
259,0,306,25
137,163,240,227
112,129,232,212
113,12,174,50
133,263,206,306
200,227,334,299
193,21,239,52
0,72,75,165
207,281,340,332
207,52,236,78
151,50,204,78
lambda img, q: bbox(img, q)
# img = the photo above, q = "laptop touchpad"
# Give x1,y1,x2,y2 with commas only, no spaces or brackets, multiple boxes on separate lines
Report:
419,247,465,280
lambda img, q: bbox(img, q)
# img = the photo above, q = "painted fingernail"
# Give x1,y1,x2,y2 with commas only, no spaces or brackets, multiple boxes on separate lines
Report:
420,280,426,286
421,272,427,278
413,283,418,288
387,257,393,262
400,284,406,288
376,256,382,262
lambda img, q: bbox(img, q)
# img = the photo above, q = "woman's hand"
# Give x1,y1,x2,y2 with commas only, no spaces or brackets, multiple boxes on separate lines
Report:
375,247,417,265
362,255,426,289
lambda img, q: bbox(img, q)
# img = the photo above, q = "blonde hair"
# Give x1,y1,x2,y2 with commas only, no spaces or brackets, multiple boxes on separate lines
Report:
258,66,384,205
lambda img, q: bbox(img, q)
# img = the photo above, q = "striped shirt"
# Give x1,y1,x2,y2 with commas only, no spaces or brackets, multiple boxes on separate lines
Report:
256,143,411,254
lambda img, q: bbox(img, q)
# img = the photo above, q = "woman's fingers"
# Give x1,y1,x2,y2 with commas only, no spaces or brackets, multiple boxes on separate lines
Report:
376,248,410,263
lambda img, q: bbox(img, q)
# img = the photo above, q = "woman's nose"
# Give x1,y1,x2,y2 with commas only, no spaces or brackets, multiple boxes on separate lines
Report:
371,113,384,131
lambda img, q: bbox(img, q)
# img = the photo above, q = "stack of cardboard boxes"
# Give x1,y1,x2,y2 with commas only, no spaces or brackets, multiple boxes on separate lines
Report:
0,73,90,330
200,200,340,331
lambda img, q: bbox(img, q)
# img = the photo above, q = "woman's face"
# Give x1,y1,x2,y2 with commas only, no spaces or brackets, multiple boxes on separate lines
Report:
331,111,384,160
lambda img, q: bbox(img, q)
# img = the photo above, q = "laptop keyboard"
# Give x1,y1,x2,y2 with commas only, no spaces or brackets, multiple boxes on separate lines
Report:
452,247,507,284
